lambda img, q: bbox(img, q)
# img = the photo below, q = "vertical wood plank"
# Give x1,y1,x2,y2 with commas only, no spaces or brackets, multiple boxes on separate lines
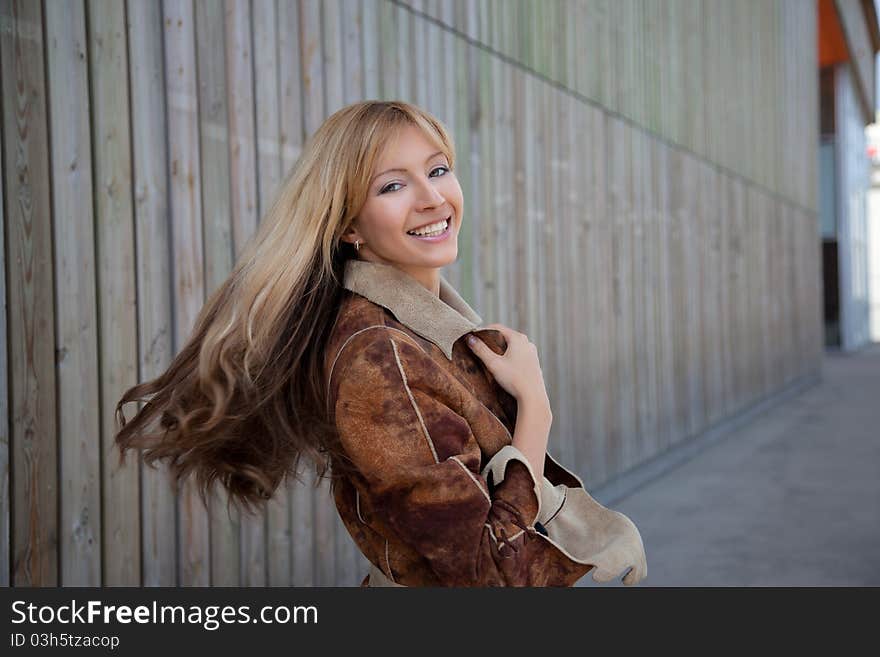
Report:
655,10,675,450
631,126,649,463
341,0,365,106
476,4,496,322
254,0,283,211
694,158,709,432
195,0,240,588
729,176,742,410
279,0,305,176
641,128,660,459
760,192,771,397
632,0,643,128
225,0,260,253
2,0,58,587
410,0,428,107
378,0,397,100
589,104,612,487
45,0,102,586
745,185,756,404
671,0,684,147
772,198,783,389
542,70,563,466
783,203,794,385
299,0,335,587
320,0,356,588
499,4,514,328
279,0,314,587
362,0,379,101
509,65,524,332
397,0,412,100
553,88,580,472
768,197,779,391
87,0,141,586
452,2,472,299
606,115,628,473
466,0,482,311
554,73,575,470
163,0,210,586
718,172,733,417
226,0,265,589
323,0,344,115
796,208,806,375
619,119,636,470
522,71,539,346
705,163,723,425
702,0,716,165
564,88,585,478
127,0,176,587
753,187,765,402
424,0,441,117
438,0,458,289
654,138,676,452
667,146,687,443
731,177,746,412
683,152,702,436
254,0,298,588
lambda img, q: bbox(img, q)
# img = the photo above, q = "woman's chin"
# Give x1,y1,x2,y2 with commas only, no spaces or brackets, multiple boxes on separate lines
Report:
405,241,458,268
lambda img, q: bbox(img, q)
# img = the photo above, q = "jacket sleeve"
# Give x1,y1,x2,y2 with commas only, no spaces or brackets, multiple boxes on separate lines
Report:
331,330,590,586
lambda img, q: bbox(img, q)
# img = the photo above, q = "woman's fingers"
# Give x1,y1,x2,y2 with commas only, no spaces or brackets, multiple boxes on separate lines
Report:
466,333,495,362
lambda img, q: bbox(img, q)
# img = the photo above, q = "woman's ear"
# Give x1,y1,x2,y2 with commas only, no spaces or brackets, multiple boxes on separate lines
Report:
340,222,361,245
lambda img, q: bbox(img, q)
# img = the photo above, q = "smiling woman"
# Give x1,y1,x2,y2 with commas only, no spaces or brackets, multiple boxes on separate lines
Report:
113,100,646,587
339,124,462,294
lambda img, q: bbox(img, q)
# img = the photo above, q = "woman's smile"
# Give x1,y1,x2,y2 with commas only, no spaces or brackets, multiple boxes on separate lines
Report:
406,215,452,241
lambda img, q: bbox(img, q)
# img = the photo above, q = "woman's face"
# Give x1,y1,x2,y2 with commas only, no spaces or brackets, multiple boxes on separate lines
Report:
344,124,462,289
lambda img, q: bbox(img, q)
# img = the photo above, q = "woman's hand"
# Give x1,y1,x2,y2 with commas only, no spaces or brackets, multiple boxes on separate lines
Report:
467,324,553,476
466,324,551,415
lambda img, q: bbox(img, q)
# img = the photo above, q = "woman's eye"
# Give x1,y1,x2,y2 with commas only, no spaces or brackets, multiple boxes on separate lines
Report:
378,166,450,194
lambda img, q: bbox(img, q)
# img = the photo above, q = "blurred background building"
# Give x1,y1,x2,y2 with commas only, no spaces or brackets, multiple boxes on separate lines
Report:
818,0,880,349
1,0,877,587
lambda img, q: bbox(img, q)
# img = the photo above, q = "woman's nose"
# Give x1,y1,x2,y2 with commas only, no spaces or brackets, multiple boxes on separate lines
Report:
414,176,445,206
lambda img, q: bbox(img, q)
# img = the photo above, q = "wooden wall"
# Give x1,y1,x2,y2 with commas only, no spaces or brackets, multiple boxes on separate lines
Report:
0,0,822,586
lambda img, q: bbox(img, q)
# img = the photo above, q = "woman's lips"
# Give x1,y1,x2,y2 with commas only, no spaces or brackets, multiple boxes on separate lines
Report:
406,216,452,242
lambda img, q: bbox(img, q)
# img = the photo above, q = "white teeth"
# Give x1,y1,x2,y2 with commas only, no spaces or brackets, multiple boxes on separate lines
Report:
407,218,449,236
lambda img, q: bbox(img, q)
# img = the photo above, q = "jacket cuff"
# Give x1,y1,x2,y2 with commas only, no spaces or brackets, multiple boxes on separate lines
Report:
480,444,542,526
534,482,648,585
538,476,567,526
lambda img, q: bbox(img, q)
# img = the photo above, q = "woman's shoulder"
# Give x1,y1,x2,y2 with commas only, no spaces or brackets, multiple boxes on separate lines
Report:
324,291,433,384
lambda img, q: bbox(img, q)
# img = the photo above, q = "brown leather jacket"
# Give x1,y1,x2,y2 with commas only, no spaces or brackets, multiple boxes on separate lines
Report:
325,258,647,587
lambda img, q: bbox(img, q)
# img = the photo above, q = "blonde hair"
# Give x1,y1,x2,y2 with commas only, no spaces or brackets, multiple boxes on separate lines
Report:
115,100,456,513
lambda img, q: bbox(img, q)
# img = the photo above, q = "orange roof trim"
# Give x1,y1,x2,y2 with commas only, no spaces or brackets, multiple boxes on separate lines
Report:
818,0,850,66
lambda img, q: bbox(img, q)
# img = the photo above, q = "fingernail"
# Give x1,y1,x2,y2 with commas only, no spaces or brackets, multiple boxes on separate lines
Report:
467,335,476,345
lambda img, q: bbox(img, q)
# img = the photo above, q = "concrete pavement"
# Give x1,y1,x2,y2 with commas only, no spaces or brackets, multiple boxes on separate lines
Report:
576,343,880,586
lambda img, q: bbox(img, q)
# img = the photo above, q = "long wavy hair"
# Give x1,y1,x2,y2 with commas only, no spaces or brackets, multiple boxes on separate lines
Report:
115,100,457,515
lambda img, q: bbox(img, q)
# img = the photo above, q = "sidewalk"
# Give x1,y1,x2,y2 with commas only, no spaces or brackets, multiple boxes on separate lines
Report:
577,343,880,587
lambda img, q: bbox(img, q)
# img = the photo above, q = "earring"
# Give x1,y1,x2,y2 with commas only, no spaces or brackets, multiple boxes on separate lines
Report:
355,240,360,252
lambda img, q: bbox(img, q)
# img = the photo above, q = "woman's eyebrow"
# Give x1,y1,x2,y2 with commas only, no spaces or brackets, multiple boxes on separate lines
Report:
371,151,445,184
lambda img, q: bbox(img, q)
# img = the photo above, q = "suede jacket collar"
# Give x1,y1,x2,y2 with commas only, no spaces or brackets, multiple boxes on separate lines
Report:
342,258,485,360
